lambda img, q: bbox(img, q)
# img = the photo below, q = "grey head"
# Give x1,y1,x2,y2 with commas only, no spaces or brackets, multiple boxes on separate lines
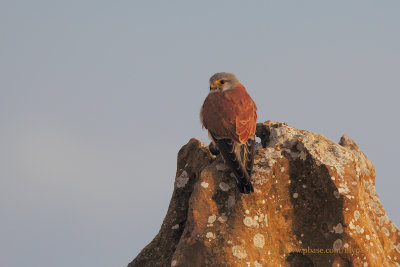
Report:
209,72,240,92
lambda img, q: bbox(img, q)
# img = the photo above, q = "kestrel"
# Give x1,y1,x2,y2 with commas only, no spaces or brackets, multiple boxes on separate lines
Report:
200,72,257,194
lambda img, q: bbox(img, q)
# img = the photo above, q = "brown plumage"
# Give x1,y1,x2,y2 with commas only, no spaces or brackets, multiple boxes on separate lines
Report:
200,72,257,193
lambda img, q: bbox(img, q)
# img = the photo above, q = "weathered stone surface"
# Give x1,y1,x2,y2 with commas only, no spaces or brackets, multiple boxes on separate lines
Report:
128,121,400,267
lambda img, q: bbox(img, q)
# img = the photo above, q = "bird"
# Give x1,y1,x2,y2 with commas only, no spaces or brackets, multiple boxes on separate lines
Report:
200,72,257,194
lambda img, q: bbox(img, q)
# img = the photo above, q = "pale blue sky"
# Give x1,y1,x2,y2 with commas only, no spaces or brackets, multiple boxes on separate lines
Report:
1,1,399,266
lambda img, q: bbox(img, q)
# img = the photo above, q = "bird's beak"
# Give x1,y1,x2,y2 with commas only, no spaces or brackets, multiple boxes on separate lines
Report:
209,82,218,91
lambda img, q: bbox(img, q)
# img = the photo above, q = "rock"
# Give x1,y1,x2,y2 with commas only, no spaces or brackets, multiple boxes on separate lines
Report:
128,121,400,267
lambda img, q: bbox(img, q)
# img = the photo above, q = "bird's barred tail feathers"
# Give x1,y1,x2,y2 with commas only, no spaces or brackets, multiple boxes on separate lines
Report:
210,132,255,194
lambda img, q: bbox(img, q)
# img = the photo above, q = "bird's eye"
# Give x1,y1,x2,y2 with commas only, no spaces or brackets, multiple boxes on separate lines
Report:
220,80,225,85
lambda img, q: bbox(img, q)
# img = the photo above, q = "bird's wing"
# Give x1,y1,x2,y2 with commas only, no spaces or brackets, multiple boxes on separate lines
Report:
201,85,257,143
226,87,257,143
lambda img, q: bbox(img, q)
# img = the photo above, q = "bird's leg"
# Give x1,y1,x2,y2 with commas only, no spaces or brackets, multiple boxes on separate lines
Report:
209,142,220,155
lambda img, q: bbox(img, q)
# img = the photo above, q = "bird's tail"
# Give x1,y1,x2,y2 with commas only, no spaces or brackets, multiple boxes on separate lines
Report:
210,132,255,194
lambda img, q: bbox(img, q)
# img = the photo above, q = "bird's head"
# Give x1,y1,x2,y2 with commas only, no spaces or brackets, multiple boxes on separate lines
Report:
209,72,239,92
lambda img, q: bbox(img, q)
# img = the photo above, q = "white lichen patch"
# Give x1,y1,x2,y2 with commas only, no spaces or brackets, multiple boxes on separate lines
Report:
333,223,344,234
219,182,230,191
366,234,370,240
284,143,307,160
206,232,216,240
293,193,299,199
371,201,383,215
176,170,189,188
338,182,350,195
232,245,247,259
264,214,268,227
267,126,298,148
356,225,362,234
354,210,360,221
253,233,265,248
333,239,343,250
243,216,259,228
171,259,177,267
216,163,228,171
171,224,179,230
218,215,228,223
254,261,262,267
265,147,283,160
208,215,216,224
243,217,254,227
245,210,250,214
396,243,400,253
378,215,388,226
381,227,390,237
383,215,390,224
201,182,209,188
252,176,269,185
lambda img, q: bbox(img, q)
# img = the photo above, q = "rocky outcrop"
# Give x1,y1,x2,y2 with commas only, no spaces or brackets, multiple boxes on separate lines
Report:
128,121,400,267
